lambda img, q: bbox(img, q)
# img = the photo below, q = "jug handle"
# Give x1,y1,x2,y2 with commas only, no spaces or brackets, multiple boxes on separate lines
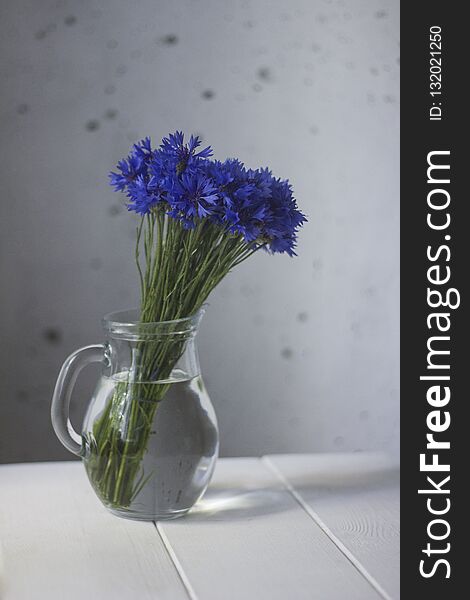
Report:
51,344,107,456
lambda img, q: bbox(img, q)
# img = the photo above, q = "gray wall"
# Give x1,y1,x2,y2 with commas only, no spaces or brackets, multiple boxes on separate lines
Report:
0,0,399,463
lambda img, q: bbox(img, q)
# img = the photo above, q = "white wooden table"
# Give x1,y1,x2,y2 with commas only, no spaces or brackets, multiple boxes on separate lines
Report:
0,454,399,600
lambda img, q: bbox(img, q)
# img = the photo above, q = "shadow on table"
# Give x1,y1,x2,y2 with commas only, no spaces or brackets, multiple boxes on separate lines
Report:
182,453,399,523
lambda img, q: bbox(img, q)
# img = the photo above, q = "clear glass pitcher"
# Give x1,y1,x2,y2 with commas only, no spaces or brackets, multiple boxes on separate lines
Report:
51,308,218,521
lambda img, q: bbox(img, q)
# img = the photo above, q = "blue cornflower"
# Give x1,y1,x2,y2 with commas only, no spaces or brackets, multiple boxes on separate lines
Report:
160,131,213,175
261,177,307,255
126,175,163,215
109,154,145,191
169,173,220,222
132,137,154,162
109,137,156,197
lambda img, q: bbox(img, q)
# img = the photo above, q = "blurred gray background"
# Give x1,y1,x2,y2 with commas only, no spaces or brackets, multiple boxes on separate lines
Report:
0,0,399,463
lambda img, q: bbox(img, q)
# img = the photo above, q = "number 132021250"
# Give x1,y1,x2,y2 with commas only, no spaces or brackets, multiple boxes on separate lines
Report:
429,25,443,121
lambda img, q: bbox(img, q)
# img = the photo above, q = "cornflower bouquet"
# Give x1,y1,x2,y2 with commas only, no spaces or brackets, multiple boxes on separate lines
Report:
85,131,306,508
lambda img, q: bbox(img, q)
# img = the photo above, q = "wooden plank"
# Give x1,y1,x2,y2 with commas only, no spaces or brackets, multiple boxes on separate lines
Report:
0,462,188,600
266,453,400,600
159,457,382,600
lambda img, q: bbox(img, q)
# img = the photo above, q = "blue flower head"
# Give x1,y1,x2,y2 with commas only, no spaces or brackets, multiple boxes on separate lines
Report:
109,131,306,255
160,131,213,175
169,172,219,224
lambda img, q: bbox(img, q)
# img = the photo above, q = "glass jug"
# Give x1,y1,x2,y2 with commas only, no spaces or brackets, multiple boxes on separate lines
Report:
51,309,218,521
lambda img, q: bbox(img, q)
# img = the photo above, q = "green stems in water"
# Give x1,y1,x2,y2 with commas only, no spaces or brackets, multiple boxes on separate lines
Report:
85,209,260,509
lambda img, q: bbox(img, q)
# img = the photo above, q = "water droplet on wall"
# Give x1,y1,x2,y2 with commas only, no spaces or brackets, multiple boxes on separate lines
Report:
257,67,273,82
108,205,122,216
160,34,179,45
43,327,62,344
201,89,215,100
105,108,118,120
281,347,293,359
85,119,100,131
